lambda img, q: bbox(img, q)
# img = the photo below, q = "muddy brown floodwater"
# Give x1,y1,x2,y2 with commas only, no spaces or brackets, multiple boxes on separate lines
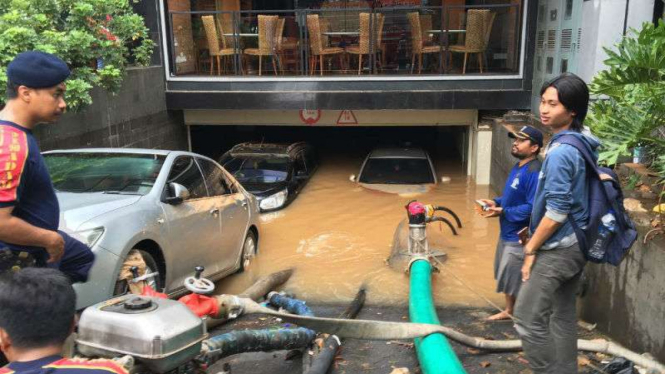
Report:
216,154,504,308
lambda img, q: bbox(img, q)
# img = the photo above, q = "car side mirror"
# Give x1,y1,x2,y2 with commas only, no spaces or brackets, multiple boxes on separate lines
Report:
165,182,190,205
349,174,356,182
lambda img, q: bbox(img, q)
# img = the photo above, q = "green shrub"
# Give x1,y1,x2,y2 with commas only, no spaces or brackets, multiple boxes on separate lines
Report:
588,20,665,177
0,0,155,111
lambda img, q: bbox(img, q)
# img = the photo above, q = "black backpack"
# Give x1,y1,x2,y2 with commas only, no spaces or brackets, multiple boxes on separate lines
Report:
557,135,638,265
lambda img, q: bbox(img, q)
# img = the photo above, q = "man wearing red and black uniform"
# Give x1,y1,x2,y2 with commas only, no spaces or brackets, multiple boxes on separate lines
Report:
0,51,94,283
0,268,127,374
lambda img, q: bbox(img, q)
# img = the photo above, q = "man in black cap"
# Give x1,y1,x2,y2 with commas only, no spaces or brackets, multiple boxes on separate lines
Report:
477,125,542,321
0,51,95,283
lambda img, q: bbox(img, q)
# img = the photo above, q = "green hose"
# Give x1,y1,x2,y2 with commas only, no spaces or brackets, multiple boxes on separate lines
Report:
409,259,466,374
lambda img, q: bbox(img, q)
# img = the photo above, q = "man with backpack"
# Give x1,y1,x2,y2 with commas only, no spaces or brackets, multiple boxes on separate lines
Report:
513,73,599,373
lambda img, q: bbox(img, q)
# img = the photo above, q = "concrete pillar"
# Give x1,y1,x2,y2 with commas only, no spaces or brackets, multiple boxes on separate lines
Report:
468,120,493,185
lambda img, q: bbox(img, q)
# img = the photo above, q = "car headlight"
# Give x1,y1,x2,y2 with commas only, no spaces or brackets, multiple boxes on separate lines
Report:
71,227,105,248
259,189,288,211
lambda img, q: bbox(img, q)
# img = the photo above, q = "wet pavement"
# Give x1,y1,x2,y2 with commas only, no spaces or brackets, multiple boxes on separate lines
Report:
209,304,603,374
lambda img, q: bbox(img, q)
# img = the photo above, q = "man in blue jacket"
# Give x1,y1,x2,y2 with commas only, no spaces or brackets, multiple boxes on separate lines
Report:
479,125,542,321
514,73,599,374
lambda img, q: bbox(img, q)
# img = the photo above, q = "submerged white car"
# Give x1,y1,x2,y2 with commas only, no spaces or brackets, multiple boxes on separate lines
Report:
43,149,260,309
351,147,438,185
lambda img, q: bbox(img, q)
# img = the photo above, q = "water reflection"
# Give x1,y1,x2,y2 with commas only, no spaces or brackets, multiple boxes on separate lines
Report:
216,155,502,307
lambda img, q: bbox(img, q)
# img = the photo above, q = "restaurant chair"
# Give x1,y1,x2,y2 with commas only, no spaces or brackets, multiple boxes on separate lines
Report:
407,12,442,74
201,15,235,75
275,17,299,74
448,9,495,74
420,14,434,45
306,14,345,76
345,13,385,74
243,15,279,76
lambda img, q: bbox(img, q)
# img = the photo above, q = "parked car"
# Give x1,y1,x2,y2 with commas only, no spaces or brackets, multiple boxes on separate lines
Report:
351,147,438,185
43,148,260,309
219,142,318,212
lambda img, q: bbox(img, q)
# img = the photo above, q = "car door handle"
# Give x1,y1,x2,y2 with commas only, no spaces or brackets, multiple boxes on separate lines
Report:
210,208,220,216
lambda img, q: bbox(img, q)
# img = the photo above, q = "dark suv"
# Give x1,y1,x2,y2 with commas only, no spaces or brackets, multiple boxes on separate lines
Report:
219,142,318,212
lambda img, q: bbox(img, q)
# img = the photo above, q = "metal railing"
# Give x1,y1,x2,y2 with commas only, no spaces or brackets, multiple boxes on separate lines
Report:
165,3,522,78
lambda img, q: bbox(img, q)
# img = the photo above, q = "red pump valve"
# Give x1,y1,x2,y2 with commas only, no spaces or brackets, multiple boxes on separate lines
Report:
178,293,220,318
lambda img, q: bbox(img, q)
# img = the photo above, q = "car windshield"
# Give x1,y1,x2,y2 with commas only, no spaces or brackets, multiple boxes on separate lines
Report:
222,156,289,183
359,158,434,184
44,153,166,195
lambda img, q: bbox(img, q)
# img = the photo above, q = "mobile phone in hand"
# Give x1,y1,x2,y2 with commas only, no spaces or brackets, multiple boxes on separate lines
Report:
475,200,490,211
518,227,529,244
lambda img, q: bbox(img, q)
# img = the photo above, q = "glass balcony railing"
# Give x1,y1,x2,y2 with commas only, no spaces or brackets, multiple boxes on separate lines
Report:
166,2,523,78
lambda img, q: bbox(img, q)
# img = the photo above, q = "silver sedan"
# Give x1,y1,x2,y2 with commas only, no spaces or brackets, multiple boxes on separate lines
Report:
43,149,261,309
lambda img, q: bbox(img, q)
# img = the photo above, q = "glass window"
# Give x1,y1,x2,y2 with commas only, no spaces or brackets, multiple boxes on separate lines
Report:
222,156,290,183
303,149,317,173
294,152,307,175
44,153,165,195
565,0,574,20
546,57,554,74
167,156,208,199
197,158,231,196
561,59,568,73
359,158,434,184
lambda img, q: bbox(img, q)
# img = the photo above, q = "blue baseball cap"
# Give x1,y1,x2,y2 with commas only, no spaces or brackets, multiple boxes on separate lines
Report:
509,125,544,147
6,51,70,88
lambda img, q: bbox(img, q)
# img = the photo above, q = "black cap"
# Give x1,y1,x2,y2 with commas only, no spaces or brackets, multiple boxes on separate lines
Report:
508,125,544,147
6,51,70,88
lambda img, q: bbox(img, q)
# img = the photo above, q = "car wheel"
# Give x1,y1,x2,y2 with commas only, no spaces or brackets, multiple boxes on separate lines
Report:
113,250,163,296
238,231,257,273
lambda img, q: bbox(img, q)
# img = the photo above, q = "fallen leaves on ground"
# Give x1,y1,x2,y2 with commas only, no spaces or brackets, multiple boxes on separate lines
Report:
389,367,410,374
480,361,491,368
577,355,591,368
386,341,414,349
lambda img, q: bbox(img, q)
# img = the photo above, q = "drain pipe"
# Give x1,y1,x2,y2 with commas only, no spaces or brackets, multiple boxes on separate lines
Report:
201,292,316,366
268,292,314,316
303,288,367,374
410,259,466,374
201,327,316,364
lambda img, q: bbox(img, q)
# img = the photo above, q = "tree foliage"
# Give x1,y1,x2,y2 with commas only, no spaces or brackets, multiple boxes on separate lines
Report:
588,20,665,177
0,0,155,111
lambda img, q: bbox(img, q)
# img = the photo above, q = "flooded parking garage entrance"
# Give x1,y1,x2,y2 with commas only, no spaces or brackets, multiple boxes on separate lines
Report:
189,120,502,308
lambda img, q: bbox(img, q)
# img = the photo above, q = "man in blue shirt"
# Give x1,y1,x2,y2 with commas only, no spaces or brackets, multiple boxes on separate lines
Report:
514,73,598,374
479,125,542,321
0,51,94,283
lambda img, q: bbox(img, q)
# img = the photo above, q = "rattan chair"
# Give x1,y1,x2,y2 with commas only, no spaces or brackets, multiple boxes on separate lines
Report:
201,15,235,75
420,14,434,45
243,15,279,76
345,13,385,74
306,14,345,76
448,9,495,74
407,12,442,74
274,17,299,74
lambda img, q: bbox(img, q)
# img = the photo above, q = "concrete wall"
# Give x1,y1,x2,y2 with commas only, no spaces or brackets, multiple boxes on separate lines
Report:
578,0,655,83
34,66,187,151
580,228,665,362
490,121,515,195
